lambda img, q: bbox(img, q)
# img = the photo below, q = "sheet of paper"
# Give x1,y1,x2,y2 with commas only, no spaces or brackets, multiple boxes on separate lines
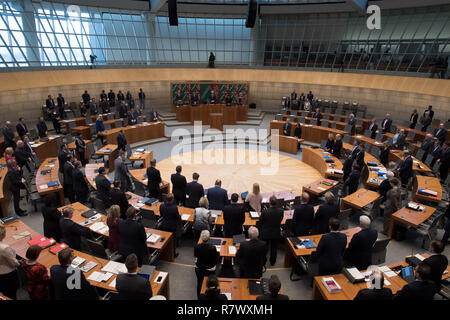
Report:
215,245,221,252
88,271,107,282
317,186,326,191
223,293,232,300
228,246,237,255
39,185,48,190
109,278,116,288
80,261,97,273
181,214,190,221
12,231,31,240
101,261,127,274
90,221,107,233
89,213,102,221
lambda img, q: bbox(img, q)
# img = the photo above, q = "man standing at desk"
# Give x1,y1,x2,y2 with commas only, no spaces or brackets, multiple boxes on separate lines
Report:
6,158,27,216
290,90,297,102
368,118,378,139
191,91,200,106
435,123,447,146
346,215,378,270
114,150,130,192
282,121,292,136
208,90,217,105
171,165,187,206
117,129,127,152
46,95,55,111
2,121,16,149
150,108,158,122
138,88,146,109
147,159,162,200
381,114,392,133
186,172,204,208
223,193,245,238
206,179,228,211
316,218,347,275
94,167,111,207
236,226,266,278
398,150,413,187
208,52,215,68
36,116,48,138
312,107,323,126
108,89,116,108
175,89,184,106
56,93,65,119
81,90,91,106
16,117,29,139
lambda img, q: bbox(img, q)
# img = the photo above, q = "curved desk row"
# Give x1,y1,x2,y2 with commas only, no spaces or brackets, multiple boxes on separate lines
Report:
302,146,344,180
413,175,442,204
2,219,169,298
36,157,65,206
389,150,432,174
282,114,363,134
100,122,165,146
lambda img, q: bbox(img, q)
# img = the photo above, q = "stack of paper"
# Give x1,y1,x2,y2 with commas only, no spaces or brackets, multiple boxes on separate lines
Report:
101,261,128,274
379,265,397,278
88,271,114,282
12,231,31,240
146,233,161,244
90,222,109,234
80,261,97,273
71,256,86,268
181,214,190,221
228,246,237,255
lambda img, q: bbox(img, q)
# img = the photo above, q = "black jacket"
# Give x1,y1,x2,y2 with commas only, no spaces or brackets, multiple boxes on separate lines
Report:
14,147,29,167
259,206,283,240
42,205,62,242
95,174,111,205
368,123,378,139
16,122,28,138
344,170,361,195
343,157,353,181
110,188,130,219
72,168,88,194
58,149,70,173
146,166,162,195
159,203,181,232
186,181,204,208
50,265,96,300
354,288,393,300
171,173,187,202
194,242,219,270
332,139,343,158
316,231,347,275
399,156,413,181
394,280,437,300
117,133,127,150
223,203,246,237
116,273,152,300
312,203,339,234
59,217,91,251
118,219,147,266
236,239,267,278
6,167,24,192
282,122,292,136
206,186,229,210
2,127,15,148
63,162,74,185
36,121,48,137
379,146,390,166
346,227,378,270
423,254,448,291
292,203,314,236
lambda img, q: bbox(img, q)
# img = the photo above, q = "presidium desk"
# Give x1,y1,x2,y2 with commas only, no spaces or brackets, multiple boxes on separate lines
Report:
175,104,248,125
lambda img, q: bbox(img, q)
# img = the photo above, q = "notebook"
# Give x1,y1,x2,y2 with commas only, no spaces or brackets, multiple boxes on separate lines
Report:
47,181,59,187
50,243,68,254
81,209,98,219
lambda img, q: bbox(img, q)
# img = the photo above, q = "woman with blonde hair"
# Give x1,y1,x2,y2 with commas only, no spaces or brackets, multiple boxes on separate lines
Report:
193,197,213,242
106,205,121,252
4,147,16,168
245,183,262,212
325,133,334,152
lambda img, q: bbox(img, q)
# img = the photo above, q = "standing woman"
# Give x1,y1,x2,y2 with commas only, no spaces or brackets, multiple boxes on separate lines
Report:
0,225,20,299
325,133,335,153
107,205,121,253
245,183,262,213
409,109,418,129
21,245,50,300
383,178,402,235
159,193,181,257
74,132,86,166
294,122,302,150
193,197,213,243
379,140,391,167
95,115,105,144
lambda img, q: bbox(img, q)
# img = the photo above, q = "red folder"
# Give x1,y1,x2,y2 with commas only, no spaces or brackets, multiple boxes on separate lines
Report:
49,243,69,254
28,236,47,246
38,238,56,249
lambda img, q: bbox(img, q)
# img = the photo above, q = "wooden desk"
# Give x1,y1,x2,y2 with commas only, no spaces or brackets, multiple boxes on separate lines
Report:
84,163,106,189
102,122,165,145
209,113,223,131
59,202,175,262
176,104,248,125
284,227,361,268
36,157,65,205
197,237,236,258
90,112,116,123
128,169,170,195
340,188,380,212
129,150,153,168
389,150,432,174
272,134,302,155
94,144,118,172
388,204,437,238
72,126,91,140
0,158,11,217
68,139,91,162
302,178,339,199
176,105,191,122
30,135,60,162
213,210,293,228
413,175,442,204
60,117,86,133
3,220,169,298
351,135,385,152
302,146,344,179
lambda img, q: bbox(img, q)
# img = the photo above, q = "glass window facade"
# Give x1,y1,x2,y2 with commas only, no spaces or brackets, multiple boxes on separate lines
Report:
0,0,449,78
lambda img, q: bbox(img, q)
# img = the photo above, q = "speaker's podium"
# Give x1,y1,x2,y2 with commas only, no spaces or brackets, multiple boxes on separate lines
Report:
209,113,223,131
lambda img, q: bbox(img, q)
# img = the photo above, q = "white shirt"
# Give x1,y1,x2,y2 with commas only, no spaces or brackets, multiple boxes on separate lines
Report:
0,241,19,275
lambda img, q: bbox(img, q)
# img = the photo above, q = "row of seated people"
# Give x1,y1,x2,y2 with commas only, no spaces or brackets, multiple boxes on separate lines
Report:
173,89,246,107
283,90,317,111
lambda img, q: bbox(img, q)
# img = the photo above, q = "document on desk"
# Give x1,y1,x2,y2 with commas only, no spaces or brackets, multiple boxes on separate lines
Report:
228,246,237,255
71,256,86,268
414,254,425,261
379,266,397,278
39,185,48,190
89,213,102,221
88,271,113,282
80,261,97,273
154,271,168,284
215,245,221,253
223,293,232,300
146,233,161,244
109,278,116,288
12,231,31,240
317,186,326,191
90,222,108,234
181,214,190,221
101,261,127,274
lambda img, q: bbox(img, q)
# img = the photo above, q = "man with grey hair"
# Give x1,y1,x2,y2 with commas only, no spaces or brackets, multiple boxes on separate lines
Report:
236,226,267,278
2,121,15,148
114,149,130,192
206,179,229,210
345,215,378,270
194,229,218,298
354,269,393,300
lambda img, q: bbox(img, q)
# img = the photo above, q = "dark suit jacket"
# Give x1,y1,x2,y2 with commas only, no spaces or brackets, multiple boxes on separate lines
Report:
2,127,15,148
222,203,245,237
116,273,152,300
346,227,378,270
424,254,448,290
430,145,442,159
118,219,147,266
194,243,219,270
316,231,347,275
63,162,74,185
159,203,180,232
117,133,127,150
379,146,390,166
294,125,302,139
312,203,339,234
345,170,361,195
36,121,48,137
110,188,130,219
354,288,393,300
46,98,55,109
6,167,24,192
42,205,62,242
381,118,392,133
282,122,292,136
394,280,437,300
16,122,28,137
256,293,290,300
186,181,204,208
207,186,229,210
58,149,69,173
355,149,365,168
146,166,162,196
259,206,283,240
332,139,343,158
14,147,29,167
343,157,353,181
368,123,378,139
292,204,314,236
50,265,95,300
435,128,447,143
72,168,88,194
236,239,267,278
399,156,413,181
171,173,187,202
59,217,91,251
95,174,111,205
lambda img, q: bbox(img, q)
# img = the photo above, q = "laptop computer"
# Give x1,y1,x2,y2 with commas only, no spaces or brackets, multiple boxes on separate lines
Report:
400,266,415,283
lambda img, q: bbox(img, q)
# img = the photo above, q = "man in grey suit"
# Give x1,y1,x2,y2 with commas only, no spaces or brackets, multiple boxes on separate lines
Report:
116,254,152,300
114,150,130,192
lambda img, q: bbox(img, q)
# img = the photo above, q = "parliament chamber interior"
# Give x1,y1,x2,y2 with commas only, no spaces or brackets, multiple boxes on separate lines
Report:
1,0,450,307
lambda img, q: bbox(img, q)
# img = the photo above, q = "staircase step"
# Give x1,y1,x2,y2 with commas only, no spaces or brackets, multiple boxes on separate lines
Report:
130,137,169,148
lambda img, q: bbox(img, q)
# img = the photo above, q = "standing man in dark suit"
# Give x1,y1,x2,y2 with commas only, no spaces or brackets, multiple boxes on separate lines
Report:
398,150,413,187
63,154,75,203
381,114,392,133
50,110,62,134
108,89,116,108
72,161,89,205
394,262,437,300
94,167,111,207
332,134,343,158
208,90,217,104
307,91,314,102
100,90,107,103
138,88,146,109
116,254,152,300
346,215,378,270
423,240,448,292
36,116,48,138
191,91,200,106
290,90,297,102
58,143,70,174
236,227,267,278
437,141,450,181
424,105,434,121
146,159,162,200
421,111,432,132
368,118,378,139
117,90,125,103
342,149,353,181
117,129,127,152
56,93,66,119
159,193,181,257
46,95,55,111
150,108,158,122
2,121,16,149
429,140,442,168
316,218,347,275
343,164,361,195
59,207,92,251
208,52,215,68
354,270,393,300
16,117,28,139
118,101,127,119
110,180,130,219
127,108,137,126
171,165,187,206
435,123,447,146
420,134,435,161
312,192,339,234
6,158,27,216
393,129,406,150
186,172,204,208
291,192,314,236
81,90,91,105
222,193,245,237
355,143,365,169
282,121,292,136
114,150,130,192
50,248,97,300
74,132,86,166
119,207,147,267
194,230,219,298
259,196,283,266
312,107,323,126
350,139,361,160
206,179,229,210
14,140,32,173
